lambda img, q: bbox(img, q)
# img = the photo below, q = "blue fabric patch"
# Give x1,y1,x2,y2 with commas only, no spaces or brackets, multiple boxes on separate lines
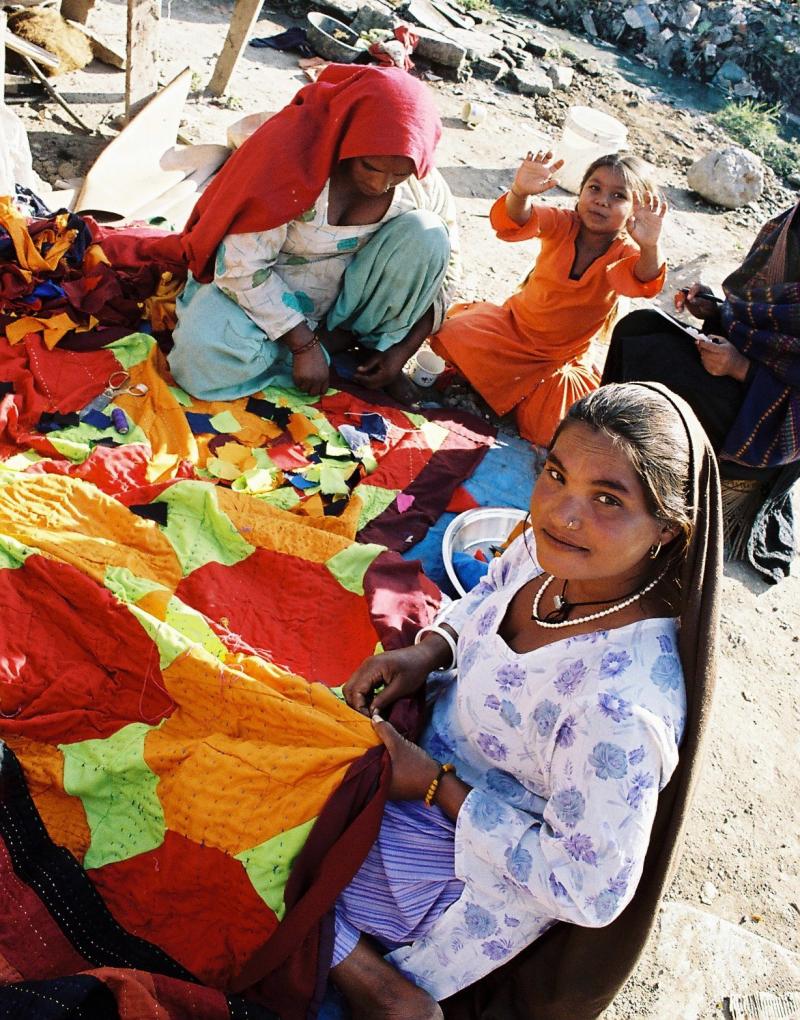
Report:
452,550,490,592
359,413,388,442
285,472,318,490
338,424,371,453
336,237,359,252
81,409,113,429
185,412,221,434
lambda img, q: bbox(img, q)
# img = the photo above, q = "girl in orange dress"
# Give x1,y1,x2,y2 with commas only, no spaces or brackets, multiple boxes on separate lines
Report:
431,151,668,446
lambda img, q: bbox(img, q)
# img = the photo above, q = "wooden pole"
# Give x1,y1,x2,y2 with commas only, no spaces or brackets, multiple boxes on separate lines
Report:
207,0,264,98
126,0,161,120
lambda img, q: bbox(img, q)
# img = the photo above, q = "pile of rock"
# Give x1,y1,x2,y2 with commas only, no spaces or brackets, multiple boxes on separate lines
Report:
308,0,573,95
527,0,800,113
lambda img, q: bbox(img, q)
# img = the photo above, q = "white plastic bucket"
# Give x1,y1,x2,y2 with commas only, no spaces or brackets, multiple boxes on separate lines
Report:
554,106,628,194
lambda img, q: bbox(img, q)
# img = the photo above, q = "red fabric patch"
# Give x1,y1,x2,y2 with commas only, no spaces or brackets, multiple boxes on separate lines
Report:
88,831,278,988
27,442,153,498
0,835,90,980
446,485,480,513
175,548,376,686
0,335,118,437
0,556,174,743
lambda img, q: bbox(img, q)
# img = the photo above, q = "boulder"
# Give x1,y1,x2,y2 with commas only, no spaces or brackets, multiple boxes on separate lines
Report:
509,66,553,96
412,26,466,68
686,147,764,208
547,63,574,89
471,55,506,81
350,1,396,33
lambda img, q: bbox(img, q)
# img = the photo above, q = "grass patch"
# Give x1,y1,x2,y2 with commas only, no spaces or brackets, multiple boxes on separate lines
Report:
458,0,495,11
713,100,800,180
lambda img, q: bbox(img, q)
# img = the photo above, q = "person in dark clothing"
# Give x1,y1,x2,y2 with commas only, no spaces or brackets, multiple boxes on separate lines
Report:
602,200,800,583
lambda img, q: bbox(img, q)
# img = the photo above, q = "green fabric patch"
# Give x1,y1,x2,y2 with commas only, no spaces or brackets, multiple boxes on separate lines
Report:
0,534,35,570
404,411,428,429
61,722,166,870
209,411,242,434
168,385,192,407
259,487,301,511
47,418,148,464
236,816,317,921
297,205,316,222
325,542,384,596
355,484,399,531
104,565,167,604
252,267,272,287
284,255,309,266
107,333,155,371
319,464,351,496
154,481,255,576
336,237,359,252
231,467,275,494
259,386,323,412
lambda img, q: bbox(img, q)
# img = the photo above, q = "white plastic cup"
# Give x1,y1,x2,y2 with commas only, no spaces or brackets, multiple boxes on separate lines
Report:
553,106,628,194
461,100,487,130
409,349,446,387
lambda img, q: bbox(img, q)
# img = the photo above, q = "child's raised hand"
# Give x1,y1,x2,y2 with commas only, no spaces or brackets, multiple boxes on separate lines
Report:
627,191,668,248
511,150,564,198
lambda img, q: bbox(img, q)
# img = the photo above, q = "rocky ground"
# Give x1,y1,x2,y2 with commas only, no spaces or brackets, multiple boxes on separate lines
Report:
7,1,800,1016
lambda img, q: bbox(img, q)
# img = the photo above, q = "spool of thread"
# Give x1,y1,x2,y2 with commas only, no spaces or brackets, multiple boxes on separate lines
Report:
111,407,129,434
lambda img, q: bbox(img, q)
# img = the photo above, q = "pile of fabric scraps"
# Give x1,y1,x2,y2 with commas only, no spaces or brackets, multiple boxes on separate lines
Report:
0,331,494,549
0,462,439,1018
0,197,185,350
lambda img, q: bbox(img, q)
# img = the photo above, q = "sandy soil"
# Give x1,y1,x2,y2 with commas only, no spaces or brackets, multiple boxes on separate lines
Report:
8,1,800,1016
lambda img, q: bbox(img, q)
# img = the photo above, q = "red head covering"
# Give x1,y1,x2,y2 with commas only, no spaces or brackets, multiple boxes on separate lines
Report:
181,64,442,282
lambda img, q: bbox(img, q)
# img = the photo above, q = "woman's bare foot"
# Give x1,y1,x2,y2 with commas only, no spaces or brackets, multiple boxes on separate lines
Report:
331,937,442,1020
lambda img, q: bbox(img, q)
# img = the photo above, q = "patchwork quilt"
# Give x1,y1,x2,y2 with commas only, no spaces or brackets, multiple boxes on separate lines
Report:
0,328,493,1017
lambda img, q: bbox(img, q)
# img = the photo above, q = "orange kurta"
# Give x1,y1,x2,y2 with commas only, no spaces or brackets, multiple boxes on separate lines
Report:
432,196,665,446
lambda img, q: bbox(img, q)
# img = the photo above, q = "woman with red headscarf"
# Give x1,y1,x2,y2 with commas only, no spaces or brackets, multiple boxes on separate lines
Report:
167,64,459,401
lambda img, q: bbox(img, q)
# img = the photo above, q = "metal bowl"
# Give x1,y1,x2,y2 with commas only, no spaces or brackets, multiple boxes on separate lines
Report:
443,507,529,596
306,12,364,63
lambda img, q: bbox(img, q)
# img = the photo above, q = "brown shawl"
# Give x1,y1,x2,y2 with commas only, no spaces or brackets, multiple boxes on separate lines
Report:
443,382,723,1020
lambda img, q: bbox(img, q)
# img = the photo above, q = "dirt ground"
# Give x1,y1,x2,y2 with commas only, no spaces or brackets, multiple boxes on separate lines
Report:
8,1,800,1016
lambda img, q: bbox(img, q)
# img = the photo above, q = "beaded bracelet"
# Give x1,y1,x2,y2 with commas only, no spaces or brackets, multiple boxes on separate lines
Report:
291,333,320,357
424,762,455,808
414,624,458,671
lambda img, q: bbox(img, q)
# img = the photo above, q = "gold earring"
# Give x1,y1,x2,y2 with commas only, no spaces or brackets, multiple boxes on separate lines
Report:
649,541,662,559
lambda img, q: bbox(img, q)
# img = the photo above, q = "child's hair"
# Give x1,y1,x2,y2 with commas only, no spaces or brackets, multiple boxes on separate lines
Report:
578,153,660,200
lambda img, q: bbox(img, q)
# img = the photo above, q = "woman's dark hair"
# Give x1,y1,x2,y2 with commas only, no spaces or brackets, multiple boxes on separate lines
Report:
553,384,694,569
579,152,660,200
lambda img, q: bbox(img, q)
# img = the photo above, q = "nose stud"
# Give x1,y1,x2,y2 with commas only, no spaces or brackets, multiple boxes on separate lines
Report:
566,519,579,530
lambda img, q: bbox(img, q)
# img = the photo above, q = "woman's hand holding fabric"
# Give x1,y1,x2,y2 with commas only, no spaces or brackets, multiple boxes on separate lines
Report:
370,715,440,800
354,347,406,389
695,335,750,381
344,644,442,716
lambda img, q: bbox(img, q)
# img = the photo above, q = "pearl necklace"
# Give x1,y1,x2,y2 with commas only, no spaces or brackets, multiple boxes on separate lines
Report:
531,567,670,629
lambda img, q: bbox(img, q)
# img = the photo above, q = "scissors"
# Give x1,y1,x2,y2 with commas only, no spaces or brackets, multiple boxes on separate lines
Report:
81,370,149,416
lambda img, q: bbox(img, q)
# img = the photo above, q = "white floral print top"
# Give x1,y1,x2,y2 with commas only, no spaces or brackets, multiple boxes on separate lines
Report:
387,533,686,999
212,169,460,340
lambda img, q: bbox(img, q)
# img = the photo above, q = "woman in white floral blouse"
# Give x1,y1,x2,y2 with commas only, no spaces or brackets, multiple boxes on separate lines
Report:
334,382,721,1020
